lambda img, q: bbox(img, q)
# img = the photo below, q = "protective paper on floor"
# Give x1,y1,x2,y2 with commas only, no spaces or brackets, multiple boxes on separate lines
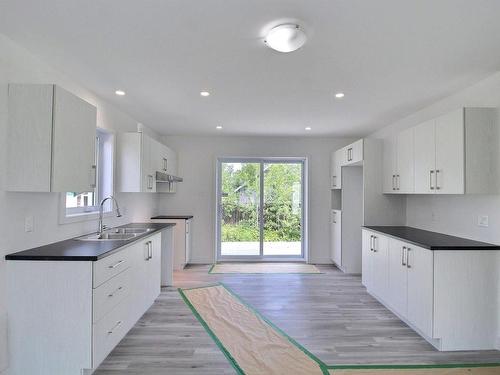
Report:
181,284,326,375
328,367,500,374
209,262,321,274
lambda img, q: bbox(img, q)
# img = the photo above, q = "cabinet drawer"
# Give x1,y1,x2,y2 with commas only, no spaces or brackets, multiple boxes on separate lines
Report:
93,247,133,288
93,297,130,368
93,268,131,323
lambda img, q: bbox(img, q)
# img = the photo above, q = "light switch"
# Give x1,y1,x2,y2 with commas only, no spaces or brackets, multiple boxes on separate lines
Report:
478,215,489,227
25,215,34,232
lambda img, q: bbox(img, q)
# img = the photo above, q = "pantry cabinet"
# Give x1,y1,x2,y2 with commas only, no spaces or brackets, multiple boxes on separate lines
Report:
330,150,343,189
385,107,498,195
7,84,97,192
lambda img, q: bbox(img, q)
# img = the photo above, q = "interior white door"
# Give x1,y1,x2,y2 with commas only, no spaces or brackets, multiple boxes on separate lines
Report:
407,245,434,337
371,234,389,300
51,86,97,192
383,136,397,193
397,127,415,193
361,230,373,288
435,109,465,194
414,119,436,194
387,239,408,317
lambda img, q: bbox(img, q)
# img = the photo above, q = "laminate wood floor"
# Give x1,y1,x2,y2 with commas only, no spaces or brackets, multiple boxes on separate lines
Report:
95,264,500,375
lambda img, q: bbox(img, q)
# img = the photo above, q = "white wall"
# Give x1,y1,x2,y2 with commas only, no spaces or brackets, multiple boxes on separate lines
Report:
158,135,354,264
0,34,159,373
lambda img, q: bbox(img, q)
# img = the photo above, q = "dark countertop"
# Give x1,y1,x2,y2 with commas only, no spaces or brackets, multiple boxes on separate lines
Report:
5,223,176,261
151,215,193,220
363,226,500,250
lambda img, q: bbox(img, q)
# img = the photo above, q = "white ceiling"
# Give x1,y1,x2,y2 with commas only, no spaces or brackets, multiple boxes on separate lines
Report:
2,0,500,137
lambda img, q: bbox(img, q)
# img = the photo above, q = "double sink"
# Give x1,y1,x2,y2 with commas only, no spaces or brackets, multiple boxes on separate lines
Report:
77,227,154,241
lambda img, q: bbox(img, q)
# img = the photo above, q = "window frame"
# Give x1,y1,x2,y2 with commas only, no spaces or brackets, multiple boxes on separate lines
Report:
59,128,115,224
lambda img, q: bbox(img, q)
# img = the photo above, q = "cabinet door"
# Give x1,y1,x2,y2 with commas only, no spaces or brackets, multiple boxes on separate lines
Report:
148,234,162,303
361,230,373,288
141,134,156,193
383,136,397,193
350,139,363,163
165,146,178,175
407,245,433,337
371,234,389,300
331,211,342,266
435,109,464,194
387,239,408,317
414,119,436,194
51,86,97,192
334,149,343,188
397,127,415,193
185,220,192,264
330,152,336,189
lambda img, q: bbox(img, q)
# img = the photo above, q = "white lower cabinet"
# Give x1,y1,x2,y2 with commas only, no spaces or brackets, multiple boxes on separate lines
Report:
362,229,497,351
7,232,162,375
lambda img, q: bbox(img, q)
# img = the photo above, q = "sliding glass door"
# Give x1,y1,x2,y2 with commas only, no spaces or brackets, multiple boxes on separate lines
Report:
217,158,305,261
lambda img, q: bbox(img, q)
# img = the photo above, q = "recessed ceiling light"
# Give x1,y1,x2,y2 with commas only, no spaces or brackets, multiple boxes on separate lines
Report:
305,126,312,131
200,91,210,97
335,92,345,98
216,125,223,129
264,24,307,53
115,90,126,96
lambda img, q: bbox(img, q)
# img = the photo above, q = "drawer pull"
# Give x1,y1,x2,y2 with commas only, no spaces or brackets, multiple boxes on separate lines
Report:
108,286,123,298
107,320,123,335
108,260,125,269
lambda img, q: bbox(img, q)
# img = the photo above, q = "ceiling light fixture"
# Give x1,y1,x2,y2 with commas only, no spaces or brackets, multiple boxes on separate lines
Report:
264,24,307,53
200,91,210,97
335,92,345,98
115,90,126,96
305,126,312,131
216,125,223,129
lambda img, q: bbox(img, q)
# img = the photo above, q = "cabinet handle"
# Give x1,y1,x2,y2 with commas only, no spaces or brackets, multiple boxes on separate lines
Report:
147,175,154,189
392,175,395,190
397,175,400,191
332,175,336,187
372,236,377,252
163,158,168,172
406,248,411,268
90,165,97,188
429,170,435,190
148,241,153,260
144,242,150,261
108,286,123,298
107,320,123,335
435,169,441,190
108,260,124,269
332,211,336,224
369,235,373,251
401,246,406,266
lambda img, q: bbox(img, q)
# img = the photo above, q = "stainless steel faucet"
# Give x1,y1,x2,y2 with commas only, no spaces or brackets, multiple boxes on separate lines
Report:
98,196,122,234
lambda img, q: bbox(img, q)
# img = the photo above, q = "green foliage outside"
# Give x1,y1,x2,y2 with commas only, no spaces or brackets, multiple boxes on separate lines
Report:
221,162,302,242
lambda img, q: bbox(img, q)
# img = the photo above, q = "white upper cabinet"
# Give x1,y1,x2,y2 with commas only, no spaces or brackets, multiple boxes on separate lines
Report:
385,107,497,195
7,84,97,192
330,149,343,189
343,139,363,166
117,132,179,193
414,119,436,194
383,128,414,193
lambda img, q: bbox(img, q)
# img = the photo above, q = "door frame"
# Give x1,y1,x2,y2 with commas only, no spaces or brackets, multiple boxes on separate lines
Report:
215,156,308,262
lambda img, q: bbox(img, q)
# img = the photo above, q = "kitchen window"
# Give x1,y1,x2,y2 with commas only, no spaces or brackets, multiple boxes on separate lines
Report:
59,128,114,223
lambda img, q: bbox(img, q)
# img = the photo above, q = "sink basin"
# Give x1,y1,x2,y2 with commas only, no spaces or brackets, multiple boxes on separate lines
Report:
76,227,153,241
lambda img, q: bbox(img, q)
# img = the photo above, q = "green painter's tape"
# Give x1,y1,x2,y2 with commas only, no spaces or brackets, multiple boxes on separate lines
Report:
178,287,245,375
180,283,500,375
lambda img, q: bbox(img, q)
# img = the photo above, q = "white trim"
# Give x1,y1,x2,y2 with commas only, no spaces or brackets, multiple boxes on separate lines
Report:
215,156,309,263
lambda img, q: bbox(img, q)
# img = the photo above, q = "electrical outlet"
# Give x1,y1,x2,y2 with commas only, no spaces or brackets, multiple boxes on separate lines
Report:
478,215,489,227
24,215,34,232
